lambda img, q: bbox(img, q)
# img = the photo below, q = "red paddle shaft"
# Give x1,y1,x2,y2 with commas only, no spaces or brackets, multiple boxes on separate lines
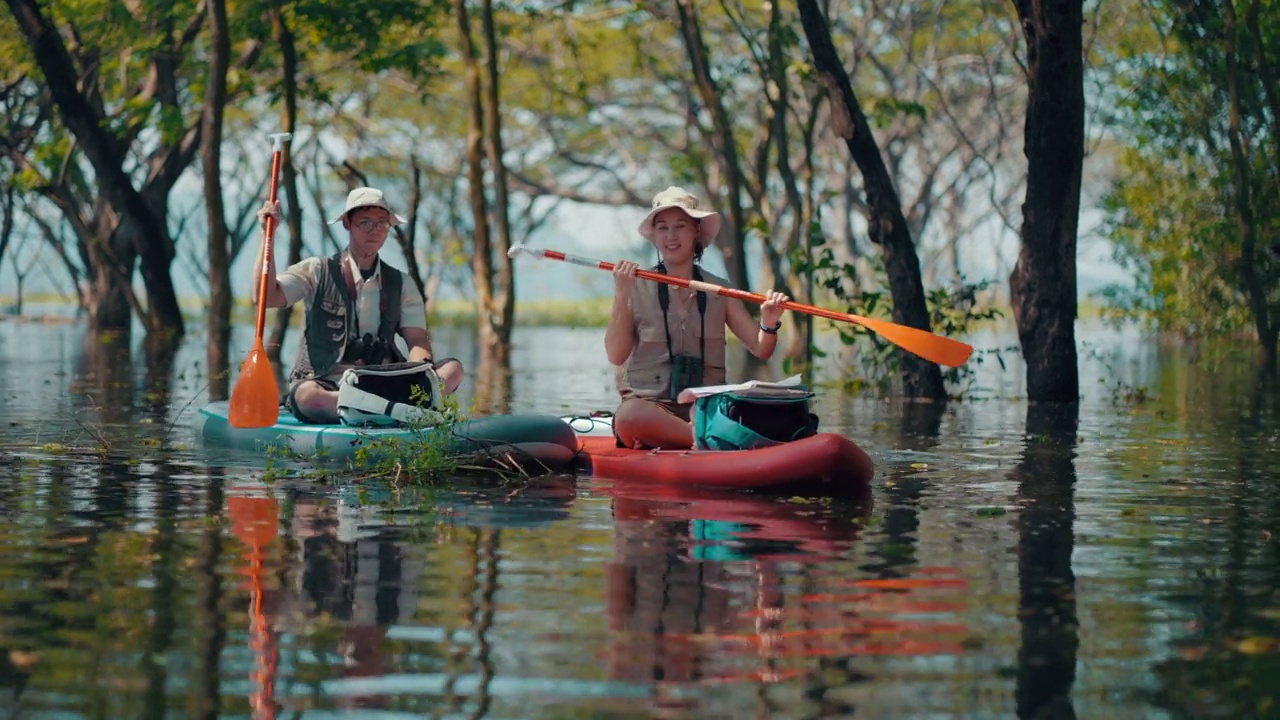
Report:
253,132,291,340
508,244,974,367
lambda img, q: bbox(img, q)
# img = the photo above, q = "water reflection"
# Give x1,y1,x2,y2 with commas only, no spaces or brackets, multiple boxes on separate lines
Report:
598,482,969,716
3,322,1280,718
78,331,135,425
603,484,842,716
196,470,229,720
1147,365,1280,718
1013,403,1080,719
227,488,280,719
219,476,583,716
866,401,947,575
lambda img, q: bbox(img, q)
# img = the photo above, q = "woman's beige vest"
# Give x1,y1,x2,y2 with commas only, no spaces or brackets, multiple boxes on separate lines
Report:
617,266,729,401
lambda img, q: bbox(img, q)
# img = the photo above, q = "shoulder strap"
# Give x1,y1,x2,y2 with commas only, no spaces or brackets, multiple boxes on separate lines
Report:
377,261,401,335
655,263,706,361
332,252,354,301
330,252,357,338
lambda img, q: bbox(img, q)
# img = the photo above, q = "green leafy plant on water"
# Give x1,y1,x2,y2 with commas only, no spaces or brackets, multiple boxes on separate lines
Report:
348,385,470,486
788,225,1007,397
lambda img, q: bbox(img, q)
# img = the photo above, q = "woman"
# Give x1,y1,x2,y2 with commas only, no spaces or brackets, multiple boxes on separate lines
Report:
605,186,789,449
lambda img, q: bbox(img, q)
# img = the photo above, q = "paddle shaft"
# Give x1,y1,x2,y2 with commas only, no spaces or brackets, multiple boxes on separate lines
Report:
532,248,885,328
510,245,975,367
253,133,290,341
228,133,292,429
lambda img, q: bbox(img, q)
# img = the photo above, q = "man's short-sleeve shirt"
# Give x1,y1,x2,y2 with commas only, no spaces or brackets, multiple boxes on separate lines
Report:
276,254,427,334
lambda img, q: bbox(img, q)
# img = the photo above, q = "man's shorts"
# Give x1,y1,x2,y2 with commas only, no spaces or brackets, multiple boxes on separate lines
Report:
285,376,340,425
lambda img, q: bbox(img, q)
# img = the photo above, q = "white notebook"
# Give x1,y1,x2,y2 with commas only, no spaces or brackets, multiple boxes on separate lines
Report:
676,374,811,403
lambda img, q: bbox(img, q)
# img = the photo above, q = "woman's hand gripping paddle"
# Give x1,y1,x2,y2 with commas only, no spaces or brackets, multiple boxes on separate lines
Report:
229,132,292,428
508,244,974,368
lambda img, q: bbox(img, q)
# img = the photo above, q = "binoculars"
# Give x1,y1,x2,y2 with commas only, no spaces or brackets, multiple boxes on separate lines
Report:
669,353,704,399
344,333,391,365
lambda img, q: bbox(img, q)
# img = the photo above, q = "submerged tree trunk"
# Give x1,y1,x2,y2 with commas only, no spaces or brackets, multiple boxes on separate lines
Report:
0,183,14,280
393,160,428,298
472,346,512,416
1010,0,1084,400
1223,0,1276,371
267,0,304,364
766,0,815,365
85,226,139,333
796,0,945,399
455,0,498,357
481,0,514,362
203,0,232,400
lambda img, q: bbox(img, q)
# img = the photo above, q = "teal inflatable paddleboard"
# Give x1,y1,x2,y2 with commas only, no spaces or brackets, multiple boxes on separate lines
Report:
198,401,578,469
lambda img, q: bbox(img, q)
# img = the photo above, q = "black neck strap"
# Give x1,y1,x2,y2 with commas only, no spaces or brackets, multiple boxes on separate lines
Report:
656,262,706,361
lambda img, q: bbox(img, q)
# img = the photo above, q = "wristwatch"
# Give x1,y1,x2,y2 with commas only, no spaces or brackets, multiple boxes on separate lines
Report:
759,320,782,334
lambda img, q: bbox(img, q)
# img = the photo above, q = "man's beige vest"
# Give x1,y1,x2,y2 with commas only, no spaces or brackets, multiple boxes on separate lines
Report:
617,266,729,401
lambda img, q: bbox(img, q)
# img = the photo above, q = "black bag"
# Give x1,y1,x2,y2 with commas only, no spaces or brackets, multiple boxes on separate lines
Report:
336,361,445,427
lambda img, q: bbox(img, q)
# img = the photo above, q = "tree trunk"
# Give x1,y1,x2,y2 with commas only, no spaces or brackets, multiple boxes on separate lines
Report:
481,0,514,362
672,0,750,292
0,183,13,278
1010,0,1084,401
1223,0,1276,372
267,0,303,363
203,0,232,401
796,0,945,399
455,0,498,356
84,228,138,333
472,345,512,416
393,160,428,297
766,0,813,365
8,0,186,343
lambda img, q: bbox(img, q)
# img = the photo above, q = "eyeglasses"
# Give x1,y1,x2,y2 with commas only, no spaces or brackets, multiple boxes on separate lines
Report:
354,218,391,233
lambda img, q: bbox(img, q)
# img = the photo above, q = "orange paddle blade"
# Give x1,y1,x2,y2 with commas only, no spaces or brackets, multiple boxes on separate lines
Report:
228,341,280,428
846,314,974,367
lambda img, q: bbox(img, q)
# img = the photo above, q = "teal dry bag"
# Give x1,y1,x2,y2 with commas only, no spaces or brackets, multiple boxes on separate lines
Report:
692,388,819,451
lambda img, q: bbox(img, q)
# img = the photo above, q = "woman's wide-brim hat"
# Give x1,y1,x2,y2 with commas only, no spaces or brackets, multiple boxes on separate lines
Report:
637,186,721,247
328,186,408,225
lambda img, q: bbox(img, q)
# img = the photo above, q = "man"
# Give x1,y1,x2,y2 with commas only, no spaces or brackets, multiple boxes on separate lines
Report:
253,186,464,424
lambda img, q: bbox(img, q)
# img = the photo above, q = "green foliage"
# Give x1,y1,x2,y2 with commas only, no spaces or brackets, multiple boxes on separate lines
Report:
790,220,1003,395
1099,148,1255,335
293,0,449,80
1098,0,1280,348
347,385,470,485
867,97,928,129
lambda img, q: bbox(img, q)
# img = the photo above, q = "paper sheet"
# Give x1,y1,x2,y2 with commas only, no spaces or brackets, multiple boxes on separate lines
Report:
676,374,811,403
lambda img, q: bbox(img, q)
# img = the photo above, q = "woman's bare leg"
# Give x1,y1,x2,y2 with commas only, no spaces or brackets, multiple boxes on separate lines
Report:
613,398,693,450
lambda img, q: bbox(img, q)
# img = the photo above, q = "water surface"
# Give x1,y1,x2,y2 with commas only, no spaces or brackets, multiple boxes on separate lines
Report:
0,318,1277,719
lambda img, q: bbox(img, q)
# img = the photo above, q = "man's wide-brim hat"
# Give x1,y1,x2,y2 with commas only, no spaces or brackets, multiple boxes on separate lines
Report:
329,187,407,225
637,186,721,247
